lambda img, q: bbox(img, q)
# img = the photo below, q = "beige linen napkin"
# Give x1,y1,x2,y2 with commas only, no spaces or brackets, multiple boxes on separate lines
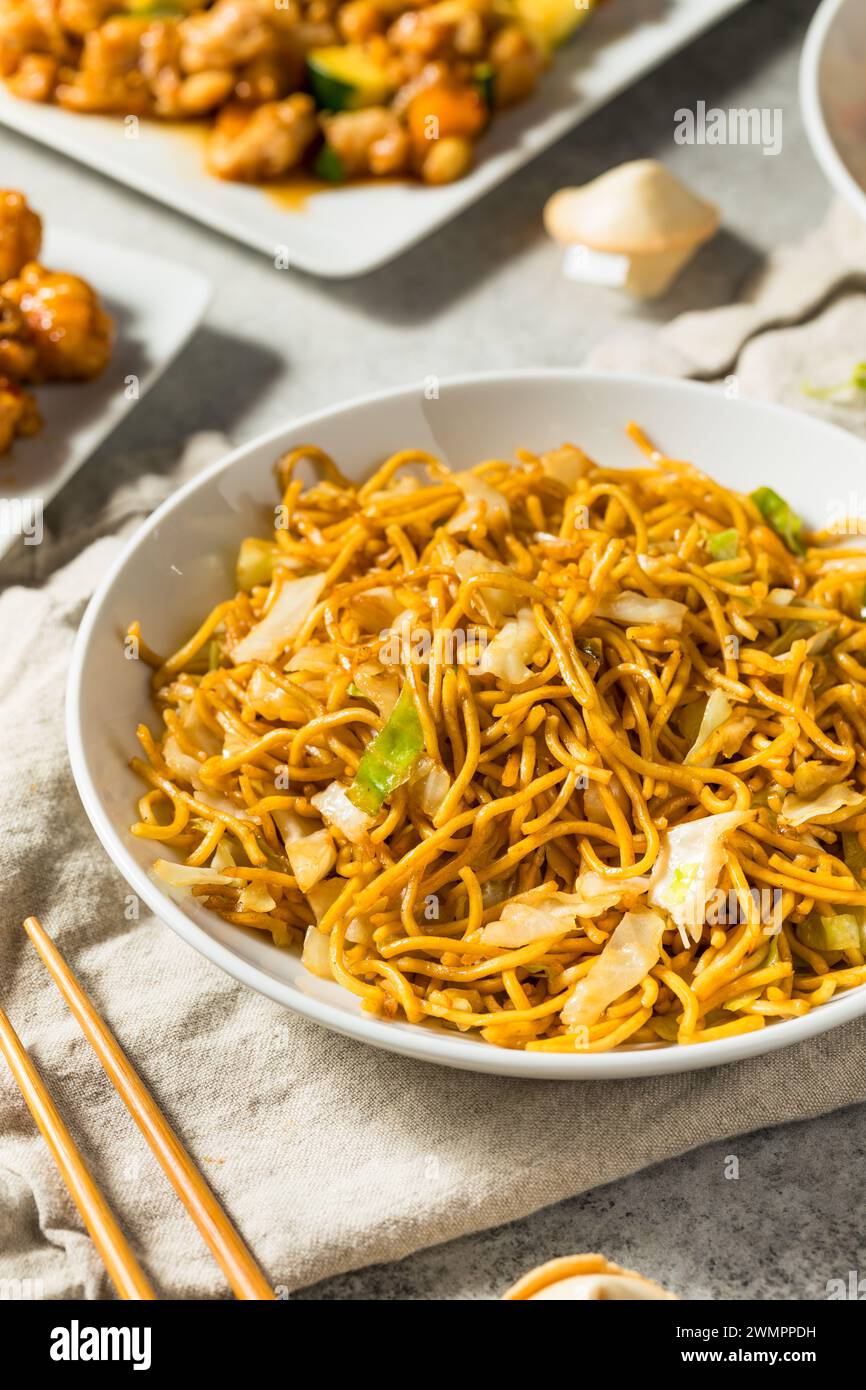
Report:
3,204,866,1302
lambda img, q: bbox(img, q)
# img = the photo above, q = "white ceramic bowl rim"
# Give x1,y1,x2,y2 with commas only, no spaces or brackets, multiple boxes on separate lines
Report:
67,369,866,1080
800,0,866,224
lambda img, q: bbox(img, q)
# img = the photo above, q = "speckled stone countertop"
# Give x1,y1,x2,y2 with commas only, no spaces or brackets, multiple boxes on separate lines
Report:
296,1103,866,1300
2,0,863,1300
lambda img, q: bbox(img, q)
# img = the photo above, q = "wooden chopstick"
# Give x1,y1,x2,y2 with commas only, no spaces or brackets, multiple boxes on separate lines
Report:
22,916,274,1301
0,1005,156,1300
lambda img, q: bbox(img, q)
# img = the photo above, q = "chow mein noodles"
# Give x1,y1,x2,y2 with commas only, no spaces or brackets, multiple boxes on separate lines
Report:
128,427,866,1051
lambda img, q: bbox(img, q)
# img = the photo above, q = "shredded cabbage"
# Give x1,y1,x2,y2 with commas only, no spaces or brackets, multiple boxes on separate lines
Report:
561,910,666,1030
305,878,343,922
211,838,236,872
350,663,400,717
797,912,861,953
162,734,205,789
285,643,338,674
409,755,451,816
243,668,304,720
236,537,280,591
780,783,866,827
302,923,333,979
480,876,650,948
480,887,579,948
153,860,233,889
238,879,276,913
285,828,336,893
453,550,518,619
684,689,732,766
595,591,688,631
539,445,592,486
232,574,325,665
649,811,753,944
311,781,373,844
478,607,541,684
572,871,651,917
448,472,510,533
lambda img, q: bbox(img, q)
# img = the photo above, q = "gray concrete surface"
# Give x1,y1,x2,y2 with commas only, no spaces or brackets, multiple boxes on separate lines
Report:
2,0,863,1298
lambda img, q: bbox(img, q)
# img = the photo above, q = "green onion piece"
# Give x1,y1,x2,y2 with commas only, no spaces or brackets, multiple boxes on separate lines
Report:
803,361,866,402
347,682,364,698
750,486,807,556
236,538,278,591
843,831,866,879
707,527,739,561
348,683,424,815
797,913,861,953
313,144,346,183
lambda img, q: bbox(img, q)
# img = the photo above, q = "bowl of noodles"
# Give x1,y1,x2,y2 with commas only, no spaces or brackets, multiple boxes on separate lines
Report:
67,371,866,1078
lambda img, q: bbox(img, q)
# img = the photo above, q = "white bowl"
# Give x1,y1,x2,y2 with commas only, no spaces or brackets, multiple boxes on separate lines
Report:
67,371,866,1079
800,0,866,224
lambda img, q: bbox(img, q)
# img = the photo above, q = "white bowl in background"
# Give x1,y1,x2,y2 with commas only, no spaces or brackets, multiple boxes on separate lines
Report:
67,371,866,1079
800,0,866,224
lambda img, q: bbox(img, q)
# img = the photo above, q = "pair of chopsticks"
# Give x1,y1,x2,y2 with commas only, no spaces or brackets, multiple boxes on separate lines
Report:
0,916,274,1300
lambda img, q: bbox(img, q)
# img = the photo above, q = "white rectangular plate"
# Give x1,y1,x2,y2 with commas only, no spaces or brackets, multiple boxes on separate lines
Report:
0,231,210,559
0,0,750,277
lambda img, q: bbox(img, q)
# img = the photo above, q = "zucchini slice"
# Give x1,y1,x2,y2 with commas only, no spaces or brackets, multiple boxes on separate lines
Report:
312,143,346,183
510,0,597,51
473,61,496,109
307,46,393,112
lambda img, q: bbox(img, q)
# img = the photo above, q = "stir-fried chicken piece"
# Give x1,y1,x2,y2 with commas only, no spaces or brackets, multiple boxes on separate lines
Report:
0,375,41,456
0,190,42,281
233,53,293,104
321,106,409,177
488,23,542,108
56,15,156,112
6,50,58,99
0,0,74,77
57,0,119,37
207,93,317,180
337,0,383,42
3,263,112,381
138,21,236,116
0,295,38,378
179,0,283,73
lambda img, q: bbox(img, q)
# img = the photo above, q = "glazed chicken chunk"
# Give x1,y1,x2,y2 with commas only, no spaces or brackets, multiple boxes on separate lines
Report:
0,294,38,378
0,375,40,455
0,0,74,77
208,93,318,180
0,192,113,457
3,262,113,381
0,189,42,281
178,0,287,73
